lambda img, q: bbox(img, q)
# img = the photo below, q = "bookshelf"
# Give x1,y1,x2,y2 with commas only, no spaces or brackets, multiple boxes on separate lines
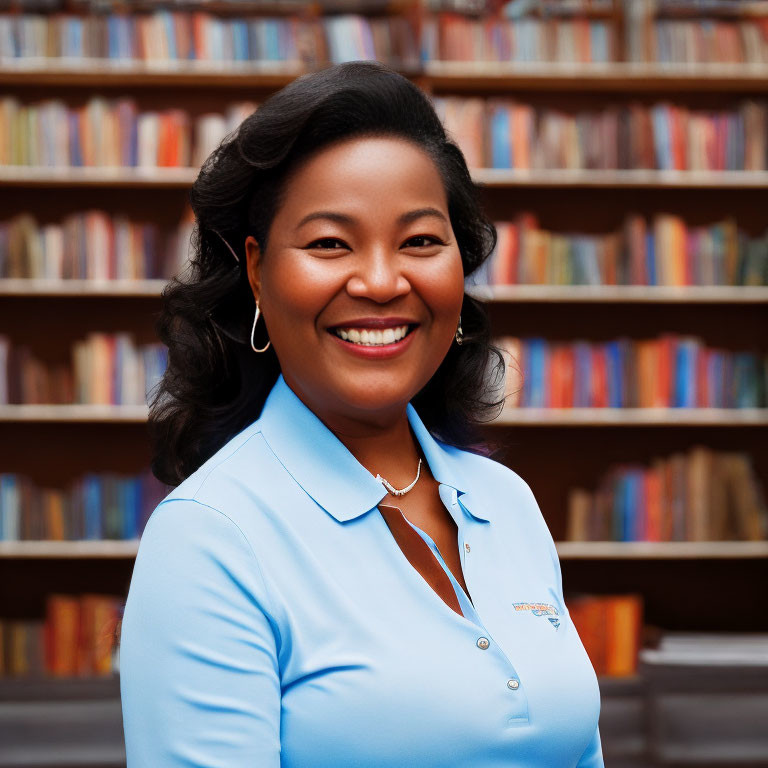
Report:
1,1,767,765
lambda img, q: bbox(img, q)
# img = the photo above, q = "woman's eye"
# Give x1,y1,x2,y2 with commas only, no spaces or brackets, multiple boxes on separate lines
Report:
404,235,444,248
307,238,348,250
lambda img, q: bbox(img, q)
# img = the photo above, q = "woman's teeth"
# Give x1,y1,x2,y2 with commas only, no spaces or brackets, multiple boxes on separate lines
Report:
333,325,410,346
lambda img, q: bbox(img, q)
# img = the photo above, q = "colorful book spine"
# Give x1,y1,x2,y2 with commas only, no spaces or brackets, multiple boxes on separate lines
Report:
0,210,193,280
0,593,124,679
566,593,644,678
566,447,768,542
470,212,768,287
0,470,167,542
0,333,167,406
0,96,259,169
433,96,768,171
494,333,767,409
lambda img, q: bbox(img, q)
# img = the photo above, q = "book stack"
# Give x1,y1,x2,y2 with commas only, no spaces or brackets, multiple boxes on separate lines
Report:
0,470,167,541
0,210,192,281
0,593,123,679
566,593,644,677
626,0,768,65
0,96,258,169
566,446,768,542
472,212,768,287
493,334,767,409
0,333,167,405
433,96,768,171
422,12,617,63
0,10,305,65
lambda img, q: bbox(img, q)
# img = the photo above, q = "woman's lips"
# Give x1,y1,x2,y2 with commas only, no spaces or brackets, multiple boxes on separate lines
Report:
327,325,418,359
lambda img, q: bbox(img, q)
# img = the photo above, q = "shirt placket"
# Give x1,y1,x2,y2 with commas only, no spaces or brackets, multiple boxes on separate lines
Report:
402,485,530,726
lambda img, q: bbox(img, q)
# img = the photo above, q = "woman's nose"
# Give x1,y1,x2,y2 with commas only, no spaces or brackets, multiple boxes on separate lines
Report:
345,248,411,303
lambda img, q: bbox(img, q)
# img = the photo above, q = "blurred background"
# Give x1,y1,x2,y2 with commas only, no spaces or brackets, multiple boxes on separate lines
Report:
0,0,767,765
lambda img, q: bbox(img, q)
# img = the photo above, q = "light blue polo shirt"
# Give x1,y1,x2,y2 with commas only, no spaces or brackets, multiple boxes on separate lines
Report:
120,373,603,767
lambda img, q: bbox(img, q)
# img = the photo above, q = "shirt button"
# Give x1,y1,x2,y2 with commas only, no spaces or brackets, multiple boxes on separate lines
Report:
507,679,520,690
476,637,490,650
464,543,471,553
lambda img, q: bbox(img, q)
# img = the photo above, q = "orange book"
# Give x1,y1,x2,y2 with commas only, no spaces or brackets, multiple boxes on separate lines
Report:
45,595,80,677
192,12,208,61
157,114,174,168
568,596,608,676
78,595,119,676
511,104,532,170
655,335,674,407
44,490,66,541
646,462,663,541
604,595,643,677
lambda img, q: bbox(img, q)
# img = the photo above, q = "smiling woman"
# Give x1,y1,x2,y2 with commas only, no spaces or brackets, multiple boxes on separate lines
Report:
118,61,605,767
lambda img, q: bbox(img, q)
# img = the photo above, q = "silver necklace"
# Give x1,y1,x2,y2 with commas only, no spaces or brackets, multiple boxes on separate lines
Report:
375,458,422,497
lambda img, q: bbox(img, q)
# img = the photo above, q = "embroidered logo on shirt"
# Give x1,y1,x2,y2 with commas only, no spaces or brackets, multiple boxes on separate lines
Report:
513,602,560,630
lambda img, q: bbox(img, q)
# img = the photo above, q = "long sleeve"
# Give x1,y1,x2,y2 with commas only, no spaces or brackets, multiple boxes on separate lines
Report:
119,497,282,767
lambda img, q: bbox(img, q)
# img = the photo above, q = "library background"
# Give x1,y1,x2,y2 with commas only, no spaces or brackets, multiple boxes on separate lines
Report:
0,0,767,765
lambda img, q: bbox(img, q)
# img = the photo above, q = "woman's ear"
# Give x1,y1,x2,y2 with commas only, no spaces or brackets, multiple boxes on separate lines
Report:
245,236,262,301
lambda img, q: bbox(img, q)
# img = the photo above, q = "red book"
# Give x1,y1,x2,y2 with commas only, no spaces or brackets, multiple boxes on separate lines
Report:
592,347,608,408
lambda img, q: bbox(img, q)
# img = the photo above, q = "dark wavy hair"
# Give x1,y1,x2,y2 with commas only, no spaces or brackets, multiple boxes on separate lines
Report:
150,60,506,486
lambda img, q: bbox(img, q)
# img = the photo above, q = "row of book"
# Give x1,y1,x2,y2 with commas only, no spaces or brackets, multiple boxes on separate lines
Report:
4,6,768,68
6,93,767,173
648,19,768,65
0,593,122,678
0,211,192,281
566,593,643,678
0,96,258,169
473,212,768,287
422,14,617,63
567,446,767,543
494,334,768,409
0,470,166,541
0,10,421,67
0,334,167,405
434,97,768,171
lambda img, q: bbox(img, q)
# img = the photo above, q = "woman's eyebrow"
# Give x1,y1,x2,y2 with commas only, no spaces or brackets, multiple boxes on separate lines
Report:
295,207,448,230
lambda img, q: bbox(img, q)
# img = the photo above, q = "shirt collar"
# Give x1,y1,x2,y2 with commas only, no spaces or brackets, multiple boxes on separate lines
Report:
256,373,490,524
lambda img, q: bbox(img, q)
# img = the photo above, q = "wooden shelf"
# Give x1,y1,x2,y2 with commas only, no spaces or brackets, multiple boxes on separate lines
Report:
556,541,768,559
3,282,766,302
0,59,305,88
467,285,768,304
0,166,197,188
6,61,768,92
1,405,764,425
492,408,768,427
424,61,768,92
1,539,764,560
0,540,140,559
472,168,768,189
0,279,168,297
0,405,149,423
4,167,768,189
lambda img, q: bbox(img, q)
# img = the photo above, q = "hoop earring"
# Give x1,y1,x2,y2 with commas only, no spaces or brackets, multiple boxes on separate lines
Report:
455,315,464,345
251,301,271,353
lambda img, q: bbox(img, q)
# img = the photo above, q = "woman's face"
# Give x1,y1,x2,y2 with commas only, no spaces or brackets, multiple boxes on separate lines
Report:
245,135,465,423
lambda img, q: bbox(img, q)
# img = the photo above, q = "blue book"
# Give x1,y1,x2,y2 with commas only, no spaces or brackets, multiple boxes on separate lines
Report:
232,20,249,62
527,338,547,408
489,105,511,169
646,230,656,285
83,475,102,540
604,341,622,407
160,11,177,61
